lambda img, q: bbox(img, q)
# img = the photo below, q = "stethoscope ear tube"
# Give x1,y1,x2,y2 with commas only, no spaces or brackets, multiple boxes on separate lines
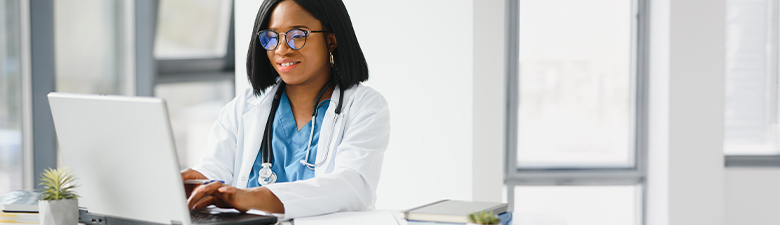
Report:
261,83,286,166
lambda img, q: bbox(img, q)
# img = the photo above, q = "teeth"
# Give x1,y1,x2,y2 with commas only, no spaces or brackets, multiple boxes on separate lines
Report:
281,62,297,67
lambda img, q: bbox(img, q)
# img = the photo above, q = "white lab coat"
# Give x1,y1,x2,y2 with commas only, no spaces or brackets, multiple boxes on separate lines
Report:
191,83,390,218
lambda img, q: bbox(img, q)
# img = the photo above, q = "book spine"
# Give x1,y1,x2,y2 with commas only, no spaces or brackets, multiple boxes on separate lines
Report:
403,199,449,219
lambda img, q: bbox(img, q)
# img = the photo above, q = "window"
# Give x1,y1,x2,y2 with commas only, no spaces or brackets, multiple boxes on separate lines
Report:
506,0,647,224
0,0,24,195
0,0,235,192
155,80,234,169
54,0,127,95
724,0,780,159
155,0,232,59
153,0,235,169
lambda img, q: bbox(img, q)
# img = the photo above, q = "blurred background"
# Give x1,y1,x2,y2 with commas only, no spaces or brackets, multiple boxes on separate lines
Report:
1,0,777,225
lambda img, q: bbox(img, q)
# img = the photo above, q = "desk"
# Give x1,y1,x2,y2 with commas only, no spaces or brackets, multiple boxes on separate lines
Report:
287,210,564,225
78,209,564,225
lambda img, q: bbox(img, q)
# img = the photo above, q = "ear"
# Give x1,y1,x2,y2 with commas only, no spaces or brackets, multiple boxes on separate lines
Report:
327,33,338,53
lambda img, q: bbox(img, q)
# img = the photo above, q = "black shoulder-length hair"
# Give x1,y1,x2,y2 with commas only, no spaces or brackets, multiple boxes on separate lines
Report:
246,0,369,96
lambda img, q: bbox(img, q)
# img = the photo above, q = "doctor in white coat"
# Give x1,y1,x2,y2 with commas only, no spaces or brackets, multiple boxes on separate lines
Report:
183,0,390,219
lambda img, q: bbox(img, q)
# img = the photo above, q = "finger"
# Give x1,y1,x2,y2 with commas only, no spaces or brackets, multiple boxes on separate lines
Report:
187,182,224,209
217,186,236,194
181,168,208,180
211,196,235,210
192,196,217,210
213,187,251,212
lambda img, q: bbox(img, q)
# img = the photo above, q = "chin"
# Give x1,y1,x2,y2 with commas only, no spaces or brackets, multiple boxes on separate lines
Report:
278,74,307,85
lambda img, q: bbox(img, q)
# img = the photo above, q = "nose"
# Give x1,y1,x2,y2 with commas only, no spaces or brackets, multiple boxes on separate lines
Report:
274,35,295,55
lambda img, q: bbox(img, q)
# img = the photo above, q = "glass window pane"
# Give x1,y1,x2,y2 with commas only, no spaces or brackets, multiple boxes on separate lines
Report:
0,0,24,195
516,0,635,168
724,0,780,155
155,80,234,170
513,185,641,225
55,0,125,95
154,0,232,59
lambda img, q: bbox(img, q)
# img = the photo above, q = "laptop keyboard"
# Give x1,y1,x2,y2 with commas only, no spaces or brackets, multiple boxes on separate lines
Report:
191,212,226,223
188,208,276,225
190,210,244,223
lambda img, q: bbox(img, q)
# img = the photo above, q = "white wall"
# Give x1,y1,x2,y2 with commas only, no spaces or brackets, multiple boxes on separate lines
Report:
647,0,726,224
725,168,780,225
234,0,505,210
648,0,780,225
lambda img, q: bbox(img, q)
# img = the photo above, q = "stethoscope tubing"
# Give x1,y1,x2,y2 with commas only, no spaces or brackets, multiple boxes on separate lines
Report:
300,113,339,169
259,81,344,185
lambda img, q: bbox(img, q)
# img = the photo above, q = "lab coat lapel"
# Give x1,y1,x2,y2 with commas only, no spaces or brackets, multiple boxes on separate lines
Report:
314,86,339,176
238,85,277,188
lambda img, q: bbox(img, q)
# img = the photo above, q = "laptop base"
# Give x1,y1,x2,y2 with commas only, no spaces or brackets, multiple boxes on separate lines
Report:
79,209,278,225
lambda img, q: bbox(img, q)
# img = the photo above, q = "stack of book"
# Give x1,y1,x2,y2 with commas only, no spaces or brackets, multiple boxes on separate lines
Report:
403,199,511,225
0,190,40,224
0,211,38,224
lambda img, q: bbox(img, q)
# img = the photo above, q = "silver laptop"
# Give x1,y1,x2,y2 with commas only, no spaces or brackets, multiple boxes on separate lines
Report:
47,92,276,225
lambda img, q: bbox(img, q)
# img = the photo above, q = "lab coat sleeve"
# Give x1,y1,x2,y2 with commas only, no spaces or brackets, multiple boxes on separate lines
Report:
191,96,241,185
264,89,390,218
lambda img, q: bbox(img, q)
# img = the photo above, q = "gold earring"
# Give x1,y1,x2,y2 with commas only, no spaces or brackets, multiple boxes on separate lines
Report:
329,52,334,67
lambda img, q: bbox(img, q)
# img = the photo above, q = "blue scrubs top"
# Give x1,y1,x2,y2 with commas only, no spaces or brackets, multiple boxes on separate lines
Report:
247,91,330,187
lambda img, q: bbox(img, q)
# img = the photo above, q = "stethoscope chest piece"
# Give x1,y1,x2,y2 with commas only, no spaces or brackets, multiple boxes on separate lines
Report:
258,162,277,185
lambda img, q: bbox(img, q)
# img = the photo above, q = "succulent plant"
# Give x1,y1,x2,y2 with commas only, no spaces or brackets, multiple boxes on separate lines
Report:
38,168,79,201
468,210,501,225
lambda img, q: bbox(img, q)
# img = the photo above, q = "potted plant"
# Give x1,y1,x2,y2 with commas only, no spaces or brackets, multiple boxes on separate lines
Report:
38,168,79,225
467,210,501,225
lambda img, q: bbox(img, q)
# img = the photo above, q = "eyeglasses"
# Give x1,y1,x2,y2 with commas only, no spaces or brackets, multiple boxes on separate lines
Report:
257,28,326,51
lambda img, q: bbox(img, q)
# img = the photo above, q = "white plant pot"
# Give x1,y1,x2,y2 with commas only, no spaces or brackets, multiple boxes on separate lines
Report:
38,199,78,225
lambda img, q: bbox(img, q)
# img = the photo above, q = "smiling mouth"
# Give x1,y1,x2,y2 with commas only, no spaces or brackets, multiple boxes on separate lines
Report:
278,61,300,72
280,62,299,67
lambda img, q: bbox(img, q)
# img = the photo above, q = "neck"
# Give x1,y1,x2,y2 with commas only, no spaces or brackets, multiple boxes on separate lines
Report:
285,76,334,130
285,78,334,107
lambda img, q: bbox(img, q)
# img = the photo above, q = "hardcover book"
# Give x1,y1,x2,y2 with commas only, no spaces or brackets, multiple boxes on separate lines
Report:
0,190,41,213
403,200,508,224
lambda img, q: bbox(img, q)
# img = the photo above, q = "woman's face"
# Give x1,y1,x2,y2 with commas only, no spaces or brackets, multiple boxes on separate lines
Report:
265,1,335,86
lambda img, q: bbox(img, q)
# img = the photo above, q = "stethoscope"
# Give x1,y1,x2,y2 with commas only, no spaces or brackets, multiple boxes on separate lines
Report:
257,81,345,186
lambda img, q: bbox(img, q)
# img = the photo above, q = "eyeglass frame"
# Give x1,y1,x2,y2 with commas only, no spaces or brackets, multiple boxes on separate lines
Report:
257,28,328,51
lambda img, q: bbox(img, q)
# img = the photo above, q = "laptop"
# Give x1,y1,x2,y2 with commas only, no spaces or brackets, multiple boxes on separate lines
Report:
47,92,277,225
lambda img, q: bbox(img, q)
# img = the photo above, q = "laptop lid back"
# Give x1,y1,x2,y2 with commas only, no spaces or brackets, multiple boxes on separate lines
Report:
48,92,191,225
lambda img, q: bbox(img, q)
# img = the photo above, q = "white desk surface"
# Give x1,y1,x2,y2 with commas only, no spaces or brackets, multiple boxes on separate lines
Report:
280,210,565,225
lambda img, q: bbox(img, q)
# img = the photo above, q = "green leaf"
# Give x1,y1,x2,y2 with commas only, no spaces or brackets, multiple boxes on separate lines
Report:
467,210,500,224
37,167,79,201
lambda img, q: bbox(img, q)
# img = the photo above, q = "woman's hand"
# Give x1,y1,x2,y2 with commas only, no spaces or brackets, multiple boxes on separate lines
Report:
181,168,207,181
181,168,208,198
186,182,285,213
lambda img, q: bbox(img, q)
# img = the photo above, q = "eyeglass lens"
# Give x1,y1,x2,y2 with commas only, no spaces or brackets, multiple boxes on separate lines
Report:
259,29,308,51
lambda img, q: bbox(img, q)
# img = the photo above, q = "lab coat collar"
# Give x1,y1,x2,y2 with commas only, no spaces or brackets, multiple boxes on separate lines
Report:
314,85,339,176
238,83,350,186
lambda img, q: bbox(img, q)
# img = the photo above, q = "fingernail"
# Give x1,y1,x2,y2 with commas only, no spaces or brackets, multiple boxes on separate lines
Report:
218,187,228,192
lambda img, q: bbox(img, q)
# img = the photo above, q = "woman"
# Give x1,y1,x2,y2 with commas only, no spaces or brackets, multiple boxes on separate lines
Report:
181,0,390,218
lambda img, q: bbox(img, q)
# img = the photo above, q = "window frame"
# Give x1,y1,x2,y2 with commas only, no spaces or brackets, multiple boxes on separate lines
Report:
148,0,236,88
503,0,650,222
